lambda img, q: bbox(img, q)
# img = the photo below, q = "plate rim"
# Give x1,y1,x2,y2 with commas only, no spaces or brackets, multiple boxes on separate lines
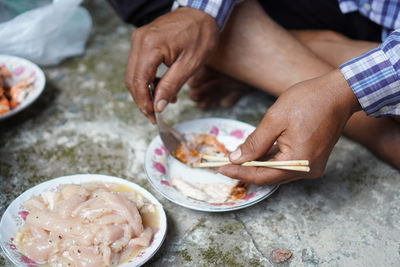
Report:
0,54,46,120
144,117,279,212
0,174,167,267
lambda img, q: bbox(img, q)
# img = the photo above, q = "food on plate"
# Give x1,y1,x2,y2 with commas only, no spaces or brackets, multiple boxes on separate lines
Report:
173,133,228,165
0,66,34,115
14,182,158,267
171,133,248,203
171,176,248,203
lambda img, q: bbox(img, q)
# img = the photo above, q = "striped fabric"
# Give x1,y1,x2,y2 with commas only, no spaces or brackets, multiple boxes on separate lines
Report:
338,0,400,117
340,30,400,117
173,0,400,117
172,0,238,28
338,0,400,31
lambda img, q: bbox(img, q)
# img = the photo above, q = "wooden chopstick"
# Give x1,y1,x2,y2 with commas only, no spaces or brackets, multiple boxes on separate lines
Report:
242,160,309,166
201,155,231,162
201,155,309,166
196,155,310,172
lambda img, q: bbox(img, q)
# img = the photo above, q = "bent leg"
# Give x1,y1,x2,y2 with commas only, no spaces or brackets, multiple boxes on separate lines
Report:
290,30,378,67
208,0,333,96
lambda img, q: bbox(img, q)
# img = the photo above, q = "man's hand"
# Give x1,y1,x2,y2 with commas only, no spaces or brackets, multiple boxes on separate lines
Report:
125,7,219,123
218,70,361,185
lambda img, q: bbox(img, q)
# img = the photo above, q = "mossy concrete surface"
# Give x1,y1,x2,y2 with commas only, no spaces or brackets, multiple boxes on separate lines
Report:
1,1,399,266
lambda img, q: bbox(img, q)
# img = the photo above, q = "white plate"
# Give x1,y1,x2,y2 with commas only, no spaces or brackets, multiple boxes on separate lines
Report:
0,55,45,120
145,118,278,212
0,174,167,267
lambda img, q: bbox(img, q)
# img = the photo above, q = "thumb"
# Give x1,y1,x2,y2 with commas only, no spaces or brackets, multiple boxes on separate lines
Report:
229,114,283,164
154,59,198,112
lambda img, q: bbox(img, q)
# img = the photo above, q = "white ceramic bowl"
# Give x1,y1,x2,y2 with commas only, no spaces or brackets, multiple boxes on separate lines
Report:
0,54,45,120
145,117,279,212
0,174,167,267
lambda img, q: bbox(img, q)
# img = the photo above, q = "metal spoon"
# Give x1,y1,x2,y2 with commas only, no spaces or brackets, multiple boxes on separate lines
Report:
148,78,187,159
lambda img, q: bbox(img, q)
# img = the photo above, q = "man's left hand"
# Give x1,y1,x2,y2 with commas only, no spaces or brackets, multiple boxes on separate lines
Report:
218,70,360,185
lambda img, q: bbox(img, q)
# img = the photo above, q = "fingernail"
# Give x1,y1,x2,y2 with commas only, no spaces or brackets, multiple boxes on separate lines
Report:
230,148,242,161
157,99,168,112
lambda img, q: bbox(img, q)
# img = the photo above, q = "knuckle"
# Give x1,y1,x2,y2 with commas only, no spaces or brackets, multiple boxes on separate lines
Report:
132,77,145,88
125,77,148,97
244,133,260,154
148,47,162,59
160,79,178,94
253,168,267,185
124,78,133,90
131,28,144,41
265,108,280,125
142,32,158,47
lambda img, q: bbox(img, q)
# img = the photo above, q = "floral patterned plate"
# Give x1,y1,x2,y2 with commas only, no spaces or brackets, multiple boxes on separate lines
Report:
0,174,167,267
0,54,45,120
145,118,279,212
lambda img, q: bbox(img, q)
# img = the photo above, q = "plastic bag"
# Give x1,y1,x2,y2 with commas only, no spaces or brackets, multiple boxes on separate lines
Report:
0,0,92,66
0,0,52,23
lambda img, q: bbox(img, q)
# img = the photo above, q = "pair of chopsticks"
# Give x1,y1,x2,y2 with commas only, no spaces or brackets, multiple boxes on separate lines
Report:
193,154,310,172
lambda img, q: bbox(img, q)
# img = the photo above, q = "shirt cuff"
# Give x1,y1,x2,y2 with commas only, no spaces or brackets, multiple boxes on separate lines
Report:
172,0,238,29
339,47,400,117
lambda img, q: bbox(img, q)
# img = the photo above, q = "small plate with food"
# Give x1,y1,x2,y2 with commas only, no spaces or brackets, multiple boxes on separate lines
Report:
145,118,279,212
0,54,45,120
0,174,167,267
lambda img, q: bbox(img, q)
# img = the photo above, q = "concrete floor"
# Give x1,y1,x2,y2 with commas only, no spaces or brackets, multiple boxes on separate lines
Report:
1,1,399,266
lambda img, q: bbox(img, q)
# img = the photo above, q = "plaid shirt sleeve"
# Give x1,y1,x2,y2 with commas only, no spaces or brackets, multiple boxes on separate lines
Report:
340,30,400,117
172,0,238,29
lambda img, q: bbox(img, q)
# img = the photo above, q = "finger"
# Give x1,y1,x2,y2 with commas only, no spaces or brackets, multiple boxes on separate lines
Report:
188,66,216,88
155,59,201,112
125,30,163,122
229,113,283,164
220,90,243,108
188,79,222,101
202,95,221,109
133,50,163,119
218,164,296,186
126,30,153,121
189,80,227,108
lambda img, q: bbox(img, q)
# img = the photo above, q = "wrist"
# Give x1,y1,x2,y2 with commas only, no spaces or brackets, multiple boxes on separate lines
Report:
328,69,362,116
176,7,218,27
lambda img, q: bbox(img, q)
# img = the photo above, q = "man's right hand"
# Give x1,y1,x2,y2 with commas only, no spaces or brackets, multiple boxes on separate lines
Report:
125,7,219,123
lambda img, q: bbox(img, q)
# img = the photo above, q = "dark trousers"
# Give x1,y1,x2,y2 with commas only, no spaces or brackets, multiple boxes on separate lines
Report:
108,0,382,42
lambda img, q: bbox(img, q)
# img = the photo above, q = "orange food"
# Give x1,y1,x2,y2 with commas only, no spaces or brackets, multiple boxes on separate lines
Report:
196,134,229,154
0,66,11,78
230,182,248,200
174,144,199,164
0,95,10,114
0,66,34,115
